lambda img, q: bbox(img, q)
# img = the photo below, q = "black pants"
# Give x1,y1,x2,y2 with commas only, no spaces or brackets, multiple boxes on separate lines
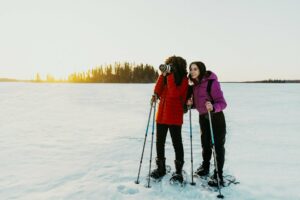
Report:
156,123,184,162
199,111,226,174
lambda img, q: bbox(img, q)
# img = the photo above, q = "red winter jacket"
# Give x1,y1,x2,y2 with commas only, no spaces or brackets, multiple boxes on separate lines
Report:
154,74,189,125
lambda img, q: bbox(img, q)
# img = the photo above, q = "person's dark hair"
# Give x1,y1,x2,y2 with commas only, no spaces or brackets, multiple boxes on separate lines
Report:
165,55,187,86
189,61,207,82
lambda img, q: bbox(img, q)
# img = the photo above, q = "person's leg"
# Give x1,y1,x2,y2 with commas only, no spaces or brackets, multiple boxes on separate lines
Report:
211,112,226,176
207,112,227,187
195,115,212,176
150,123,169,179
200,114,212,168
169,125,184,162
169,125,185,183
156,123,168,160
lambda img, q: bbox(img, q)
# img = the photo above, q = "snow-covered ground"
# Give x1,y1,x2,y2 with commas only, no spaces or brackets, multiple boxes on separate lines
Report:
0,83,300,200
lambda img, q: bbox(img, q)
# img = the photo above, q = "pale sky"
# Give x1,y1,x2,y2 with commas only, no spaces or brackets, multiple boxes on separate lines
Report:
0,0,299,81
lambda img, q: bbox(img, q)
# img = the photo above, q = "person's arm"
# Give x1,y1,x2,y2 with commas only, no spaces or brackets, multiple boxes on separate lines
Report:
166,73,182,98
167,74,189,107
210,80,227,112
166,74,189,99
185,85,194,107
180,78,190,113
180,77,189,103
154,75,164,98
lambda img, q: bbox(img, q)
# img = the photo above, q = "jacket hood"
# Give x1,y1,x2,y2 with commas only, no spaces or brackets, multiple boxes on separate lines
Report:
192,71,218,85
203,71,218,81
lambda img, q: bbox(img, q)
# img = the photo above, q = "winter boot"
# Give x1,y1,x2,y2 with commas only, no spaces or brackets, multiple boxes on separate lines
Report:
150,158,166,179
195,162,210,177
170,160,184,184
208,170,224,187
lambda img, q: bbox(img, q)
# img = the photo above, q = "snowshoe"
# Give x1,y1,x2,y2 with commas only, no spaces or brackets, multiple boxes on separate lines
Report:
194,163,210,177
169,160,186,186
208,171,224,187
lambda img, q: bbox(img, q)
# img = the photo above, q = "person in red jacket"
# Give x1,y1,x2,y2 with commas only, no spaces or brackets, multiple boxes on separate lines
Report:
150,56,189,184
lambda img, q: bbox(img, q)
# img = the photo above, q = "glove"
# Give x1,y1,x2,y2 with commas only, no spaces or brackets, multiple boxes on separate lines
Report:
150,94,158,105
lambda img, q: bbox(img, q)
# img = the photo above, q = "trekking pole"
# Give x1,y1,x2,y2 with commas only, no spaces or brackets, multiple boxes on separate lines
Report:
146,98,157,188
208,111,224,199
135,98,154,184
189,105,196,186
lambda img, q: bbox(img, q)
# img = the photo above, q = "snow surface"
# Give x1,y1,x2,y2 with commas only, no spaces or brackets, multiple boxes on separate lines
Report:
0,83,300,200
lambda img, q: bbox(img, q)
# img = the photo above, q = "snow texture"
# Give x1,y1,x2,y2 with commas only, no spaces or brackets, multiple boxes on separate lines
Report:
0,83,300,200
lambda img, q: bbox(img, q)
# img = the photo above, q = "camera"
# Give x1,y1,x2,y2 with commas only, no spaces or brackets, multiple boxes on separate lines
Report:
159,64,174,73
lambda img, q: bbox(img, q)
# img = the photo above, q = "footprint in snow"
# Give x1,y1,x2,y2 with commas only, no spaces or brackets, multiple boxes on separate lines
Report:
117,185,139,195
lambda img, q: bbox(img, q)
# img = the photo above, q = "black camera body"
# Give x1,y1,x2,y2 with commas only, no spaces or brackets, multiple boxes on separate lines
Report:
159,64,174,73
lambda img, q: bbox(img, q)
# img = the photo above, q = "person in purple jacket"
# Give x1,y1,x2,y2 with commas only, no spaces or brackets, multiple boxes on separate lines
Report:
186,61,227,187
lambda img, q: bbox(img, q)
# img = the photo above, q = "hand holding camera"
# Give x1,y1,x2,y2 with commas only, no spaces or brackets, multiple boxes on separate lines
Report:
159,64,174,74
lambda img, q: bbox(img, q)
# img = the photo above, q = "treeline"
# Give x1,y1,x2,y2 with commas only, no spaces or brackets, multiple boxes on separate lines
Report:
33,62,159,83
244,79,300,83
0,78,20,82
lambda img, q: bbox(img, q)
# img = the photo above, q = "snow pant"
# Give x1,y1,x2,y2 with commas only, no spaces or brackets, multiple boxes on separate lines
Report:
199,111,226,174
156,123,184,162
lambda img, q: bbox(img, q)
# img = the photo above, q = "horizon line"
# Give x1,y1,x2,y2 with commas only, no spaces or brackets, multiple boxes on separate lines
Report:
1,77,300,84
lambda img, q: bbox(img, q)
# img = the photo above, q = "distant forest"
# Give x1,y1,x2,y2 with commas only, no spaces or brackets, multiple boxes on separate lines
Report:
243,79,300,83
1,66,300,83
32,62,159,83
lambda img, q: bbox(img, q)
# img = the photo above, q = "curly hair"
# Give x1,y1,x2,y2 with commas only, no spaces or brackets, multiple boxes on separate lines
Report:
165,55,187,86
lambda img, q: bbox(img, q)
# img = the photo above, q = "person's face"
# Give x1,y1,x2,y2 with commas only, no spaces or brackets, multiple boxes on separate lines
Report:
190,64,200,79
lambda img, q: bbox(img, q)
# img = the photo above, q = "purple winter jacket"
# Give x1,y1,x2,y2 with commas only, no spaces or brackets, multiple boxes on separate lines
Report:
193,71,227,115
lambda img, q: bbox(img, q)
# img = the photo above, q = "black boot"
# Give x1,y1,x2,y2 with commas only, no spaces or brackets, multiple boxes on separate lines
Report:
195,162,210,177
150,158,166,179
170,160,184,184
208,170,224,187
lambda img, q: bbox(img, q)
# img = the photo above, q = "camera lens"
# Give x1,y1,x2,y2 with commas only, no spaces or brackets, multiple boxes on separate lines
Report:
159,64,167,72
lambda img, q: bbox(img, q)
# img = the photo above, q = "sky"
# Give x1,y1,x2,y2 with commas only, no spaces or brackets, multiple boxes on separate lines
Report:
0,0,299,81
